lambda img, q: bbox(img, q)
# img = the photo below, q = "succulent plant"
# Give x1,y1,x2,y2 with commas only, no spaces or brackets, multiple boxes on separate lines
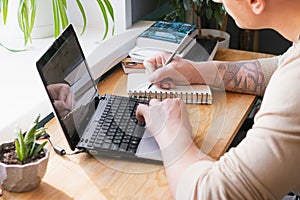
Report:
14,115,47,162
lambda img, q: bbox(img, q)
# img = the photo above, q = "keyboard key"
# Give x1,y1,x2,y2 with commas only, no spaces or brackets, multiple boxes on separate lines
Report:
129,144,137,149
112,139,121,144
104,139,112,143
102,143,111,149
114,135,122,140
130,139,139,145
94,143,102,148
95,137,104,143
110,144,119,151
119,143,128,151
127,148,136,154
122,138,130,144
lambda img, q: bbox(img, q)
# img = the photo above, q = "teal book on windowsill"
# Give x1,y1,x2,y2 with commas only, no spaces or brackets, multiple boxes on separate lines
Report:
129,21,200,62
129,21,218,63
137,21,198,51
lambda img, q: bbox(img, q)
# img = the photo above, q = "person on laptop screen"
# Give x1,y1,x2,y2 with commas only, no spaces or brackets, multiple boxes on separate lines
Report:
47,83,73,117
136,0,300,199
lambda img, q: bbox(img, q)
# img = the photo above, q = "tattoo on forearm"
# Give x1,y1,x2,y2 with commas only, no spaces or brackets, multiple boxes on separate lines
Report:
214,61,266,96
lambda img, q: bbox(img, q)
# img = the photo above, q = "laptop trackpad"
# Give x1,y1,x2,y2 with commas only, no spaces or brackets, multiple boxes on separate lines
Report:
135,130,163,161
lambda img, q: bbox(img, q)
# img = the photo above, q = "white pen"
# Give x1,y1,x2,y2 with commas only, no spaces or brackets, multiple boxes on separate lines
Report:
148,31,194,89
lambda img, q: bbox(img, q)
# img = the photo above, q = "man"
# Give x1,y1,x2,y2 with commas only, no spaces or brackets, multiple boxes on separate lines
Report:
136,0,300,199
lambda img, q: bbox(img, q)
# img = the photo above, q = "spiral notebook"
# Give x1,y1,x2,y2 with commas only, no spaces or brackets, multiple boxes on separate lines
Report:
127,73,212,104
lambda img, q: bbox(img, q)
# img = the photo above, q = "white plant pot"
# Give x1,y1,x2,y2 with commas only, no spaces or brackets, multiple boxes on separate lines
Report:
201,29,231,48
31,0,54,38
0,142,49,192
6,0,54,39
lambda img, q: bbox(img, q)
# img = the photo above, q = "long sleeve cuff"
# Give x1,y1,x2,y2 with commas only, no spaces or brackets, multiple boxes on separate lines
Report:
176,160,214,200
257,56,279,87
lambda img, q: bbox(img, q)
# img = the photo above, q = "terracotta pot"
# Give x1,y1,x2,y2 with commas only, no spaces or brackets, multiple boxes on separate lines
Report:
0,142,49,192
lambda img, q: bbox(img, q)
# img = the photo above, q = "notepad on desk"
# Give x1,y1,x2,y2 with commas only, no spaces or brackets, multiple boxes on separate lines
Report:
127,73,213,104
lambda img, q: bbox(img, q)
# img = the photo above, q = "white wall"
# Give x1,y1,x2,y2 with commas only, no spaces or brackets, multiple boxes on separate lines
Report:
67,0,132,36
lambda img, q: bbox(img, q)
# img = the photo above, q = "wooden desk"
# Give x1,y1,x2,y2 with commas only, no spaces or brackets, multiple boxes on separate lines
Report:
1,48,273,200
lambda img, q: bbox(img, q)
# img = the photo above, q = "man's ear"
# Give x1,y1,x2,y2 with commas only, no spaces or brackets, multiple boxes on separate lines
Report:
249,0,265,15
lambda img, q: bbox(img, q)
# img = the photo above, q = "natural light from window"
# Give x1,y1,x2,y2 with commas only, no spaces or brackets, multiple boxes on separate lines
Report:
0,0,133,141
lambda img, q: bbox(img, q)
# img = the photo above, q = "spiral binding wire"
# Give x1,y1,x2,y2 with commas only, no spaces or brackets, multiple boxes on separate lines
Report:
128,89,211,104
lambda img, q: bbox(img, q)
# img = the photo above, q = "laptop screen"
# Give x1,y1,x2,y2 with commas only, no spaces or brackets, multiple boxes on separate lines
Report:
37,25,99,150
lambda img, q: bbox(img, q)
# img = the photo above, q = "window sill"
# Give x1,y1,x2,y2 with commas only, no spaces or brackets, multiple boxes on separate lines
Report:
0,21,152,142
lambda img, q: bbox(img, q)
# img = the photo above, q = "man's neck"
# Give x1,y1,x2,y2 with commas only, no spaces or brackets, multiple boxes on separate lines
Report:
271,2,300,42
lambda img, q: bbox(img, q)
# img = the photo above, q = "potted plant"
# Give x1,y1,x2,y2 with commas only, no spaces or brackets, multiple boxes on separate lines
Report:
0,115,49,193
1,0,114,45
162,0,230,48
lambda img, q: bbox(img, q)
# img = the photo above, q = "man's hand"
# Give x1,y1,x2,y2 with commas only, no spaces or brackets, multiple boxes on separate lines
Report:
47,83,73,117
143,52,203,89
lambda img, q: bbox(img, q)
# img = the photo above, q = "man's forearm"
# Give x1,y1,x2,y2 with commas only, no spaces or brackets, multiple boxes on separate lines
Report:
190,56,278,96
213,60,266,96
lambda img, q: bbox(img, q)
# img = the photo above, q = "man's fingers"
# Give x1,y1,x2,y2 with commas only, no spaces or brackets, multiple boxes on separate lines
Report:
143,52,172,74
136,99,160,125
149,99,160,106
136,104,148,125
159,79,175,89
144,60,158,74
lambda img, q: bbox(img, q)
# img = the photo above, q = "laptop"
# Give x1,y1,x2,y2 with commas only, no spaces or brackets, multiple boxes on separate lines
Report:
36,24,162,163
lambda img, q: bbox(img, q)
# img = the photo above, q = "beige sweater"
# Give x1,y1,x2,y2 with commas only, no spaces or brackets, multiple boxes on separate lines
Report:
176,41,300,200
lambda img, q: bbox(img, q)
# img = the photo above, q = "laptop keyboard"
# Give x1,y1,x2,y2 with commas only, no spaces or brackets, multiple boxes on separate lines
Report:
88,96,148,154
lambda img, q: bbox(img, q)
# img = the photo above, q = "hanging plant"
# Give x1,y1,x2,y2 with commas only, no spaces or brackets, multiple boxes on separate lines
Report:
2,0,114,45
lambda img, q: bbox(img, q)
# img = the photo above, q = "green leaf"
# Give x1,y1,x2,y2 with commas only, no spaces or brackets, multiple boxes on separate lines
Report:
0,42,27,52
1,0,8,24
17,1,26,34
96,0,109,40
35,127,47,139
57,0,69,29
17,129,26,162
52,0,60,37
62,0,67,8
103,0,114,21
103,0,115,35
29,134,37,157
28,0,37,38
75,0,87,35
24,115,40,144
17,0,36,45
214,10,222,27
205,7,213,20
32,141,47,157
14,138,22,161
